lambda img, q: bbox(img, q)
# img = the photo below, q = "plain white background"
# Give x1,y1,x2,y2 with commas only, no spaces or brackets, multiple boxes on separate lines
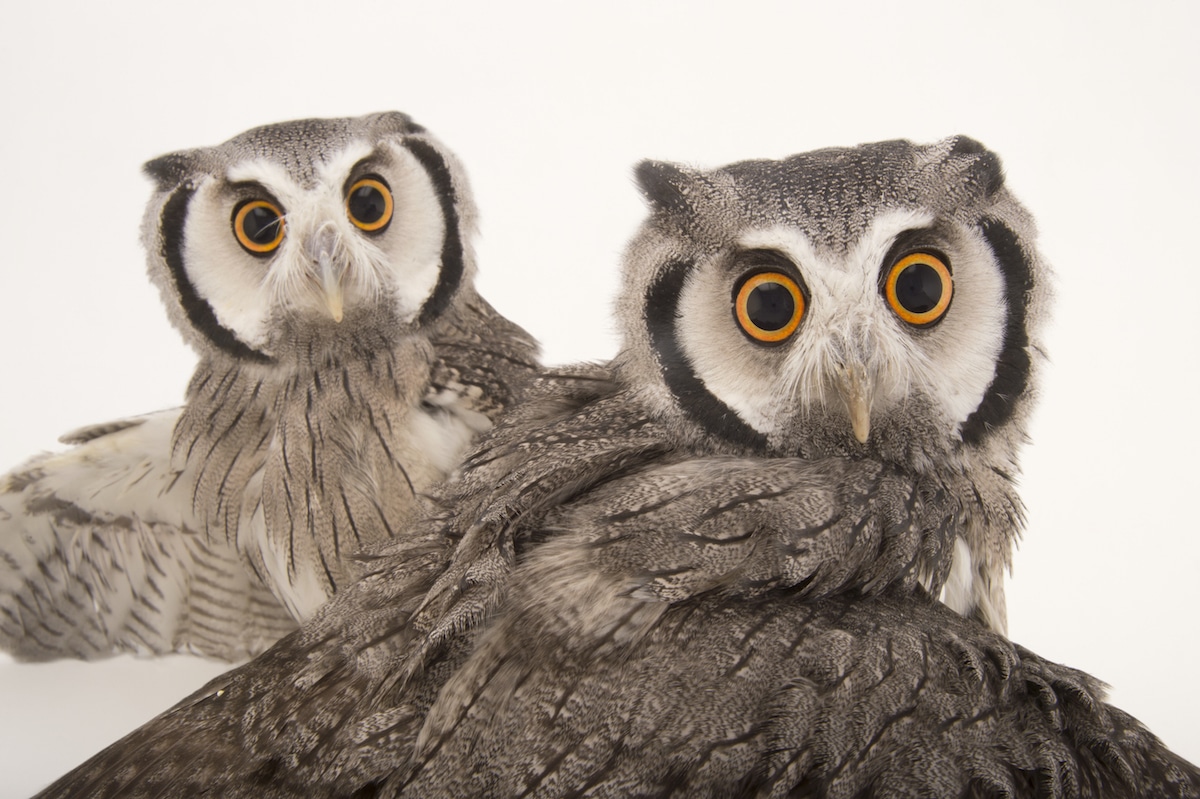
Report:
1,1,1197,795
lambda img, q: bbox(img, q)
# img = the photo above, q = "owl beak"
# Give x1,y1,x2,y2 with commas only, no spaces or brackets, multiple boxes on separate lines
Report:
318,251,345,324
307,224,345,323
833,363,873,444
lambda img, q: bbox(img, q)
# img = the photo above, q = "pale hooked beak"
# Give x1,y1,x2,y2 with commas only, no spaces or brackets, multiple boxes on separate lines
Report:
318,251,345,323
308,223,345,323
833,362,873,444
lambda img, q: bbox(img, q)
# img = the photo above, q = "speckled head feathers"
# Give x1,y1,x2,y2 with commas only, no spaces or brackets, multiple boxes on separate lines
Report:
618,135,1050,471
140,111,478,362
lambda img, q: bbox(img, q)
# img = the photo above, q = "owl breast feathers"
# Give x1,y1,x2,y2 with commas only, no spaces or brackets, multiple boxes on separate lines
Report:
0,112,539,661
34,136,1199,798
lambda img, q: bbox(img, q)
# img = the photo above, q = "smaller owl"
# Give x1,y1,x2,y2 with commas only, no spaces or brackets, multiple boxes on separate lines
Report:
0,112,539,661
31,137,1199,798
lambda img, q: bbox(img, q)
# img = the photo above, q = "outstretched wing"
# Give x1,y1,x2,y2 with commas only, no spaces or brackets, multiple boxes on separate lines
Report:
29,526,452,798
0,410,295,661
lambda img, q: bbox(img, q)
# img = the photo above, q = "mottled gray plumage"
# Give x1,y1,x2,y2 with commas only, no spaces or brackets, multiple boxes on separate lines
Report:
0,112,539,661
36,137,1196,797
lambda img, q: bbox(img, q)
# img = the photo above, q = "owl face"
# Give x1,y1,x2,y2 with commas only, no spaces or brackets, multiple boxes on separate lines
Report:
620,137,1045,468
142,112,472,363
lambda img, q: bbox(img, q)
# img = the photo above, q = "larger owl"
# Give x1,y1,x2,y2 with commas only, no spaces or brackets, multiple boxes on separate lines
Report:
0,112,539,661
35,137,1198,798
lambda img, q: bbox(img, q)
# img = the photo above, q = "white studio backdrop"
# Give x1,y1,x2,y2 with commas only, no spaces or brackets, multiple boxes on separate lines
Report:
0,1,1196,795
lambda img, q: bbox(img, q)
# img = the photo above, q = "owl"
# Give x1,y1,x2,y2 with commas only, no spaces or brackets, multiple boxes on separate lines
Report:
35,137,1198,797
0,112,539,661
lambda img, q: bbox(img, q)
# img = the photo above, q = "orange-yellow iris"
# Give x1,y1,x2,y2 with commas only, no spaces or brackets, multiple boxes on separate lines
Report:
345,177,394,232
884,252,953,326
233,199,286,254
734,272,805,343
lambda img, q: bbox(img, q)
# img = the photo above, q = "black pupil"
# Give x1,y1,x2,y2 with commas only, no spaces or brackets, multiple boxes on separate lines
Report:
746,282,795,331
242,205,281,244
349,184,386,224
895,263,943,313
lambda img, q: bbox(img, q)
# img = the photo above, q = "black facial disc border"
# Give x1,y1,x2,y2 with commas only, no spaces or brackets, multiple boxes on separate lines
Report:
401,138,465,328
160,185,272,363
646,260,770,452
960,218,1034,446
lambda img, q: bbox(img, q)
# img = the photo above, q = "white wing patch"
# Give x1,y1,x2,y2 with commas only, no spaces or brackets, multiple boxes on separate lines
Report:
15,409,197,529
939,535,974,616
0,408,296,660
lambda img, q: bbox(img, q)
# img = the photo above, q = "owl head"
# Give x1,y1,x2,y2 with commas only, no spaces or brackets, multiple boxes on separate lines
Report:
617,136,1050,475
141,111,476,365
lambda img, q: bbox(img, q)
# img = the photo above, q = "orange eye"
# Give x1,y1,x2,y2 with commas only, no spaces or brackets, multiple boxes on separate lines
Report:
734,271,806,344
884,252,953,326
345,176,393,232
232,199,285,254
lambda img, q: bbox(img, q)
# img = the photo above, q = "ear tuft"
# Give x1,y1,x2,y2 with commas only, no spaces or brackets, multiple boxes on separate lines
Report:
947,135,988,157
142,151,202,190
634,160,702,216
366,110,425,136
947,135,1006,197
